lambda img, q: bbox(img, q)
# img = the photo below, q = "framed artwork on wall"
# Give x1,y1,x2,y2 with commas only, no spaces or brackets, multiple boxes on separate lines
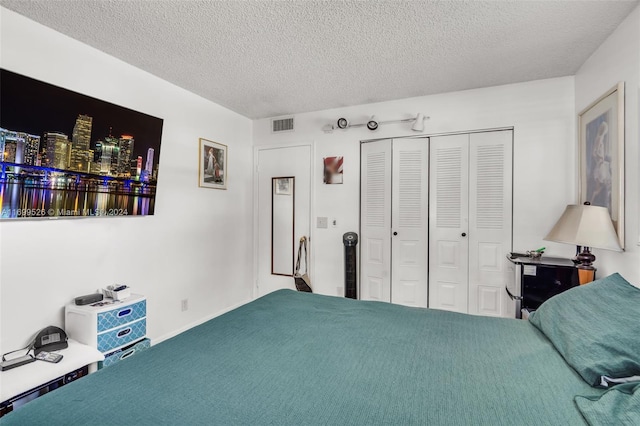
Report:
578,82,625,249
323,156,343,184
274,177,292,195
199,138,227,190
0,69,164,219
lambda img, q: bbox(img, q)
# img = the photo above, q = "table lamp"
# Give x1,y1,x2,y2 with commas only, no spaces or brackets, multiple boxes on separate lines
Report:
544,204,622,284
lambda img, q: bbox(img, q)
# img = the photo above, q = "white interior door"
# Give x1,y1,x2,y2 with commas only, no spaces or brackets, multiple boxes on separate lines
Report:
360,140,392,302
391,138,429,307
468,130,513,317
256,145,311,296
428,134,470,313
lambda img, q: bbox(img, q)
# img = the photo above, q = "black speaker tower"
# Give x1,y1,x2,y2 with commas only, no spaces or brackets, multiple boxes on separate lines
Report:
343,232,358,299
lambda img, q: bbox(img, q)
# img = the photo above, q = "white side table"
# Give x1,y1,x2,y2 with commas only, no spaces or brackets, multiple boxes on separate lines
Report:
0,339,103,414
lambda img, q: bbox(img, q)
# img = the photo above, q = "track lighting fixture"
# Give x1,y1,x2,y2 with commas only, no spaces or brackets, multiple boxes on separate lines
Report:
321,114,430,133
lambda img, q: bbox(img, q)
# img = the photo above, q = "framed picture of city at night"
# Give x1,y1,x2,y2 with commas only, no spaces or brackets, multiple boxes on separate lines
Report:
0,69,164,219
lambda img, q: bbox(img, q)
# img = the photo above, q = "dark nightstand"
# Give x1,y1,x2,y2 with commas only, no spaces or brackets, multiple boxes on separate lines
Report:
505,254,594,319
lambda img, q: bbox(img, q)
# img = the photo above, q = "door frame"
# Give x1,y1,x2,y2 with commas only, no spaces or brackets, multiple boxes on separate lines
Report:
253,142,315,299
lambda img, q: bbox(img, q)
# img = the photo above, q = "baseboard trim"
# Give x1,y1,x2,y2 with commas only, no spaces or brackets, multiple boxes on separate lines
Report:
151,298,252,345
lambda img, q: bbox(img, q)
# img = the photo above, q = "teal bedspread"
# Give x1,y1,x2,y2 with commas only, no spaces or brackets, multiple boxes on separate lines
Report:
1,290,601,425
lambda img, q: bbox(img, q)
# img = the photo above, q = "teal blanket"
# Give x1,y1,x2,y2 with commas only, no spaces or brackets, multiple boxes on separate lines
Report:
1,290,600,425
575,382,640,425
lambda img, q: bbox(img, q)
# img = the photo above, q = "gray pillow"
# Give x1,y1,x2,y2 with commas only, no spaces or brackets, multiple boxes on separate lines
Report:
529,273,640,387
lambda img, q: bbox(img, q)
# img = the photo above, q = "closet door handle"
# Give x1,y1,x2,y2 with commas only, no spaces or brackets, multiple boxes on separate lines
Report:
393,232,398,236
461,233,467,237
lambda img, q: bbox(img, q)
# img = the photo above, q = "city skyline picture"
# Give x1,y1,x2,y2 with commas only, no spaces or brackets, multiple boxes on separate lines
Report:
0,69,164,219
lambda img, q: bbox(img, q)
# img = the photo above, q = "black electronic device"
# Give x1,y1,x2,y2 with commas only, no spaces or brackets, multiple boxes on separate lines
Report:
33,326,68,355
75,293,103,306
343,232,359,299
35,351,63,363
0,365,88,417
0,355,35,371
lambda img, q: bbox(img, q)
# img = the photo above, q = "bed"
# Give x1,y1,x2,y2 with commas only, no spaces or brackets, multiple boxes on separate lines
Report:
2,273,639,425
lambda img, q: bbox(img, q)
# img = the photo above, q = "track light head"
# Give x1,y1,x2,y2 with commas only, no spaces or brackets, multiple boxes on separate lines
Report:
412,113,425,132
337,118,349,129
367,116,378,131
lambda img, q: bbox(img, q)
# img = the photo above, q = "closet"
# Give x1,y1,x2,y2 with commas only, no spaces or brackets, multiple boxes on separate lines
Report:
360,130,513,316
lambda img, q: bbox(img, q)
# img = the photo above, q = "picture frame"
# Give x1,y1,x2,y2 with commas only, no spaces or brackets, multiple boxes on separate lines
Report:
199,138,227,190
274,177,292,195
323,156,344,184
0,69,164,219
578,82,625,249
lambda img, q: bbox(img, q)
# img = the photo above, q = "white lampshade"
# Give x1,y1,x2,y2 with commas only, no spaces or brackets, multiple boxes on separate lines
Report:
544,204,622,251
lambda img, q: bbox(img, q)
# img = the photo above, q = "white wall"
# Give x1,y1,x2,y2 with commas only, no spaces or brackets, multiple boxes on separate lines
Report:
575,4,640,283
0,8,254,355
254,77,577,296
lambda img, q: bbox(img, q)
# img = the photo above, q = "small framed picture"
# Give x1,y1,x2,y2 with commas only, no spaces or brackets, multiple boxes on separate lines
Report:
323,156,343,184
578,82,624,248
199,138,227,190
275,177,292,195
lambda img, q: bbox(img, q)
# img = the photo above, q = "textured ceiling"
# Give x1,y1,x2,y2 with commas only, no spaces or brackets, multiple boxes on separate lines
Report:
1,0,638,119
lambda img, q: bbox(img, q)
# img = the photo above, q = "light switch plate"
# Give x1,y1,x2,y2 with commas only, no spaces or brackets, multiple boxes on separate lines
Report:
317,217,328,228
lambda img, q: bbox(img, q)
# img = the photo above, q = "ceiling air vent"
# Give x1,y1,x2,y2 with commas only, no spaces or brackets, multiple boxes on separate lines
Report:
271,117,294,133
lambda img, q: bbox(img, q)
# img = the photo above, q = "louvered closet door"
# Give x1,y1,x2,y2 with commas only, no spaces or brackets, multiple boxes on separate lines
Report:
428,134,470,313
468,130,513,317
391,139,429,307
360,140,392,302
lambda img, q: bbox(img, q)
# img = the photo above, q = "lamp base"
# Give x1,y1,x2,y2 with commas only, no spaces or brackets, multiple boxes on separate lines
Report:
576,246,595,268
578,268,596,285
576,246,596,285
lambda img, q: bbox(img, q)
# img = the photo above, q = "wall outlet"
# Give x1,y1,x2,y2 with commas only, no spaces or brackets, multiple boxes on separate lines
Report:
181,299,188,312
317,217,328,229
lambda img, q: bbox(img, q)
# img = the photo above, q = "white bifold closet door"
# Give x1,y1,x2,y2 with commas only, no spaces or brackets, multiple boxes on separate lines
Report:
360,140,392,302
360,138,428,307
429,130,513,316
427,134,469,313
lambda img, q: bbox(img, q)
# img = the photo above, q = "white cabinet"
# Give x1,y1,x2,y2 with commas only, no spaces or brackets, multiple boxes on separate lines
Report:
65,294,148,368
0,340,103,412
429,130,513,316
